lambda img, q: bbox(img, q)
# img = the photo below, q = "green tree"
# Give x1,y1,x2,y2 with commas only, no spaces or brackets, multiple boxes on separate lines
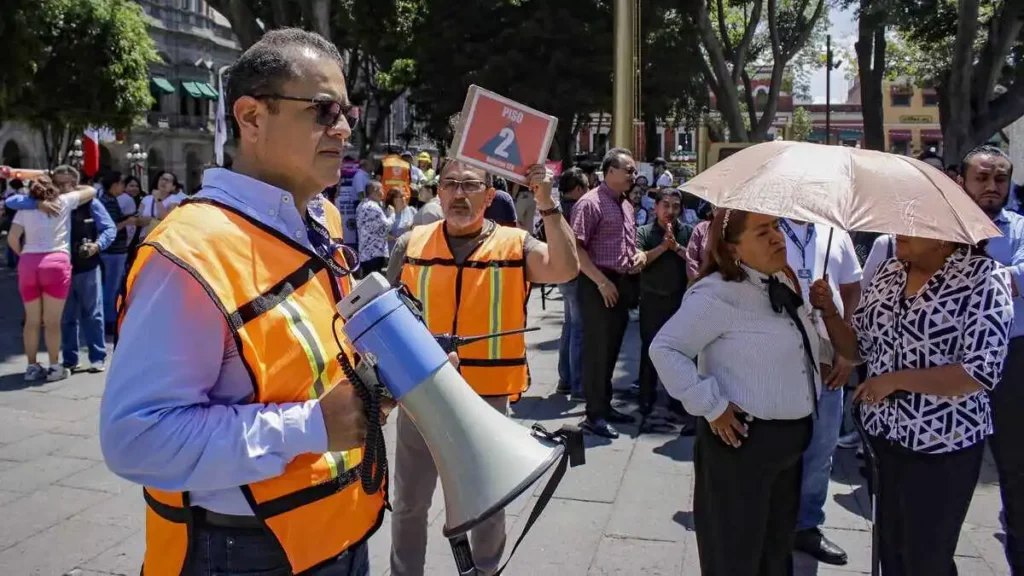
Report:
409,0,614,161
687,0,828,142
892,0,1024,162
3,0,158,167
640,0,710,160
790,105,813,140
207,0,423,155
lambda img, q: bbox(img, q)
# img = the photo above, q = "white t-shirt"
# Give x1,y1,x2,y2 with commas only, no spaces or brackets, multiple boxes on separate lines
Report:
656,171,673,187
138,193,185,239
862,234,896,290
12,194,83,254
781,221,863,361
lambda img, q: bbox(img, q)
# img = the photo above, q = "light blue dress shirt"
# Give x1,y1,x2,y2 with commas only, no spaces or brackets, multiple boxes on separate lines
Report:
988,209,1024,339
5,194,116,252
100,169,335,515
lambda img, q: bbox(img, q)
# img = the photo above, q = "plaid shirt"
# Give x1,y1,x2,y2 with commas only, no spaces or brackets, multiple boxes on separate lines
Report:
570,183,637,273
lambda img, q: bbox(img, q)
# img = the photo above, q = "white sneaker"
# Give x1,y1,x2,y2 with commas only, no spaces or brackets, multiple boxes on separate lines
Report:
837,431,861,449
88,361,106,373
45,366,70,382
24,364,45,382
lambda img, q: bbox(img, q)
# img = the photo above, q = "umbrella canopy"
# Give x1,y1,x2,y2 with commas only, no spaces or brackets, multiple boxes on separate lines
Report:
682,141,1001,244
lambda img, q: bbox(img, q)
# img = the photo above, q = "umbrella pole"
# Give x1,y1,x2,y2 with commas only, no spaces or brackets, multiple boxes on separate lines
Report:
821,227,835,278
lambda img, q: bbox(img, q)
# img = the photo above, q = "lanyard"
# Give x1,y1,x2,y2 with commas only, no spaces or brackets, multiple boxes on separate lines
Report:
780,220,815,269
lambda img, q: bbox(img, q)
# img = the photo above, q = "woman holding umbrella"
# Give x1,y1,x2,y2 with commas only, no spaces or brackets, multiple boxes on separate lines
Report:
809,236,1013,575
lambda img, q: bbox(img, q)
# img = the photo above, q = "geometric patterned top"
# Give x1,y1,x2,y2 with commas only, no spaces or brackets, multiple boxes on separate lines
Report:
853,248,1014,453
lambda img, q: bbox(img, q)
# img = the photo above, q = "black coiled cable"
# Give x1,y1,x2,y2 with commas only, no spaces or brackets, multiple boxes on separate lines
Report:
332,315,387,495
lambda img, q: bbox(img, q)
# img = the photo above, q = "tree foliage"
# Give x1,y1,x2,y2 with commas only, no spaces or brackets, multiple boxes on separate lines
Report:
790,105,813,140
207,0,424,155
893,0,1024,163
687,0,828,142
1,0,158,167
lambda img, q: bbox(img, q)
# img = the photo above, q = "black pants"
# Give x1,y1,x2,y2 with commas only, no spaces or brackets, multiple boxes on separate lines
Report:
578,271,636,421
870,436,983,576
991,336,1024,575
359,256,387,278
638,292,683,414
694,415,812,576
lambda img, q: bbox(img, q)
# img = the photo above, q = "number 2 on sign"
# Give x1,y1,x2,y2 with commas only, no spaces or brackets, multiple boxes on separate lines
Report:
493,128,515,159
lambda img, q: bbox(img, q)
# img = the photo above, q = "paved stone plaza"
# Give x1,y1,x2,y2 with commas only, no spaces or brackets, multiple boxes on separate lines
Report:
0,268,1013,575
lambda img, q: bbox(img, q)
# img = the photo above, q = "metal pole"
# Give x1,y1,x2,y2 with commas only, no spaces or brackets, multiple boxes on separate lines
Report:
612,0,635,153
826,34,832,145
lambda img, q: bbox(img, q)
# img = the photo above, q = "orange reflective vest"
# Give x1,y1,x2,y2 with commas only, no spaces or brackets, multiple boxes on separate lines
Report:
120,199,386,576
400,221,530,397
381,155,411,202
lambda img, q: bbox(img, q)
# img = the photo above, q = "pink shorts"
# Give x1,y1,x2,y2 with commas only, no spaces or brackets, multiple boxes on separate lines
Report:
17,252,72,301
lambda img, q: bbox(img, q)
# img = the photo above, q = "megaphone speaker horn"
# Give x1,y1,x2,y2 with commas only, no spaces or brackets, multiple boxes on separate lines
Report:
338,273,584,573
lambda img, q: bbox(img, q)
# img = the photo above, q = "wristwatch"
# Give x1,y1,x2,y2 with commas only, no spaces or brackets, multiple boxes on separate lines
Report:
538,205,562,218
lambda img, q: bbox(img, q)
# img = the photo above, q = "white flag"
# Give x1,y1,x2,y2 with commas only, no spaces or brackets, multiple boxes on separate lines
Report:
215,72,227,166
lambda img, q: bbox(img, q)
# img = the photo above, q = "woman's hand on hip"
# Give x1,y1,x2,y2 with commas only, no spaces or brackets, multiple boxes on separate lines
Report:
708,402,749,448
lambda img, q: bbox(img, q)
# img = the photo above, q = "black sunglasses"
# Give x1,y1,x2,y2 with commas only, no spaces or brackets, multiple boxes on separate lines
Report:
252,94,360,129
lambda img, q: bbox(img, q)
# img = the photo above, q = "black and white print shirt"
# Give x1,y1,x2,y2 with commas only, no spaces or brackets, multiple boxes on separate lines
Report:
853,249,1014,454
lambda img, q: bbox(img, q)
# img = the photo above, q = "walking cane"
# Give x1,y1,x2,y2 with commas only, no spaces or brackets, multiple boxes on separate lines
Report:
852,399,880,576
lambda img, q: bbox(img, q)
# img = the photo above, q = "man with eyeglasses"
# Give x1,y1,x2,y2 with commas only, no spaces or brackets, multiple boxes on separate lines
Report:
101,29,386,576
385,159,579,576
572,147,645,439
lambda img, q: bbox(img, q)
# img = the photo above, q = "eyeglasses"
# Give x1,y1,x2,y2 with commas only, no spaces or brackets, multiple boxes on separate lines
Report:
252,94,360,129
440,178,487,194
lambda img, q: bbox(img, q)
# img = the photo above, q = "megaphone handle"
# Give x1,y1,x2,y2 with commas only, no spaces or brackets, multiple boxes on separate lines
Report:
448,534,477,576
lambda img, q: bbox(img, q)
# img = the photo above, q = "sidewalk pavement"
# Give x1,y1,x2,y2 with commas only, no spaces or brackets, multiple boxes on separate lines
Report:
0,275,1013,575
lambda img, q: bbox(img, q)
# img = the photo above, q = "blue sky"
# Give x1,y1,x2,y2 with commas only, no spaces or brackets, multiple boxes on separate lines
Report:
808,5,858,103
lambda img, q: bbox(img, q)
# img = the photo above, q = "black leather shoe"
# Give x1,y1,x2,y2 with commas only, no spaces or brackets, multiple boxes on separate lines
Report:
606,408,636,424
678,421,696,437
793,528,848,566
582,418,620,439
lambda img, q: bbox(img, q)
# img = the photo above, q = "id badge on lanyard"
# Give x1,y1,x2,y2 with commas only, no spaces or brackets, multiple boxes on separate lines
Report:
781,220,815,280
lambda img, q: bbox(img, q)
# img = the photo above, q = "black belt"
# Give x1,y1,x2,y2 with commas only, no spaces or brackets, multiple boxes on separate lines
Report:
192,507,263,529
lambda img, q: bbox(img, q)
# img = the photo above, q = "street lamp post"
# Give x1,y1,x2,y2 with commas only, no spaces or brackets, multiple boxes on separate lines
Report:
825,35,842,145
125,143,148,182
68,139,84,171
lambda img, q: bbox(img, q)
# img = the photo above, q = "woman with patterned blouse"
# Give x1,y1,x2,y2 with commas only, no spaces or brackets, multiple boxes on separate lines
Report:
811,236,1014,576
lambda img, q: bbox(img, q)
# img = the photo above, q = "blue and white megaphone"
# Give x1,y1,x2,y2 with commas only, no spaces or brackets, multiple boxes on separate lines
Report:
337,272,576,543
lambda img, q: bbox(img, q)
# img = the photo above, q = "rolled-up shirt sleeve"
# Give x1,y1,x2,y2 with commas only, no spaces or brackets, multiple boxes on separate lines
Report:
649,288,729,421
100,255,329,492
961,265,1015,390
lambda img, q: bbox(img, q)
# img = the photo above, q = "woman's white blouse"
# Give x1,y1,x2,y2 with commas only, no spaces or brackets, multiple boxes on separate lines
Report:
650,267,822,422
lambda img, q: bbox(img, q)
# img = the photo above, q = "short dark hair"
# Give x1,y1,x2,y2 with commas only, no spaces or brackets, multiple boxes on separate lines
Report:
960,144,1013,178
558,167,587,193
601,148,633,176
100,171,123,192
655,187,682,204
225,28,344,117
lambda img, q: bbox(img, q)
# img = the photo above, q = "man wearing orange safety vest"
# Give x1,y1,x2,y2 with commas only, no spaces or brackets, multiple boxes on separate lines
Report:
100,30,388,575
381,150,412,203
384,160,579,575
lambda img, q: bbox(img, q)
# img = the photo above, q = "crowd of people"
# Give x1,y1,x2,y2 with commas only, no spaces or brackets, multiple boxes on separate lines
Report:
1,25,1022,576
0,166,187,381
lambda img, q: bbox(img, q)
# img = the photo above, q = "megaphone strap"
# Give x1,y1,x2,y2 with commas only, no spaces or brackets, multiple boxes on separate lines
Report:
450,424,584,576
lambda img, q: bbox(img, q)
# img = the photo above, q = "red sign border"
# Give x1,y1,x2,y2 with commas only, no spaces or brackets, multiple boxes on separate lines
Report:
450,85,558,184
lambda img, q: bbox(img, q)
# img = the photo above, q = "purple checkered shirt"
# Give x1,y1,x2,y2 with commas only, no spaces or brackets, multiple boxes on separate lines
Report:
570,183,637,274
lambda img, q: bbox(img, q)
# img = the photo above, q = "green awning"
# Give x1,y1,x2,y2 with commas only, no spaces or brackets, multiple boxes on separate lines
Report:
151,77,175,94
197,82,219,99
181,81,203,98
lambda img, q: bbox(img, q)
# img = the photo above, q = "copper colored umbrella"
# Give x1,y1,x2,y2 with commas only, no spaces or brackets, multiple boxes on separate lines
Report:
682,141,1001,245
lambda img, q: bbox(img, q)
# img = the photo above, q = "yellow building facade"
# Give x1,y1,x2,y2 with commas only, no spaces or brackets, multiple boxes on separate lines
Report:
882,80,943,156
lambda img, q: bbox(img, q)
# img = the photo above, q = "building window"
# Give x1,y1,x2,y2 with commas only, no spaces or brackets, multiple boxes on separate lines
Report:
891,93,911,106
890,139,910,155
923,92,939,106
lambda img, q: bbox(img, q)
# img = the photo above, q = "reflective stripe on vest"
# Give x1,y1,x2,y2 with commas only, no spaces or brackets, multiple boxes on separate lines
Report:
122,199,386,575
400,221,530,397
381,155,411,202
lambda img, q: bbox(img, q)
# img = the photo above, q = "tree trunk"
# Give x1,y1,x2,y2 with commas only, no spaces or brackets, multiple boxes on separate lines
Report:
643,109,659,161
942,0,981,165
695,0,749,141
206,0,264,49
855,0,885,151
